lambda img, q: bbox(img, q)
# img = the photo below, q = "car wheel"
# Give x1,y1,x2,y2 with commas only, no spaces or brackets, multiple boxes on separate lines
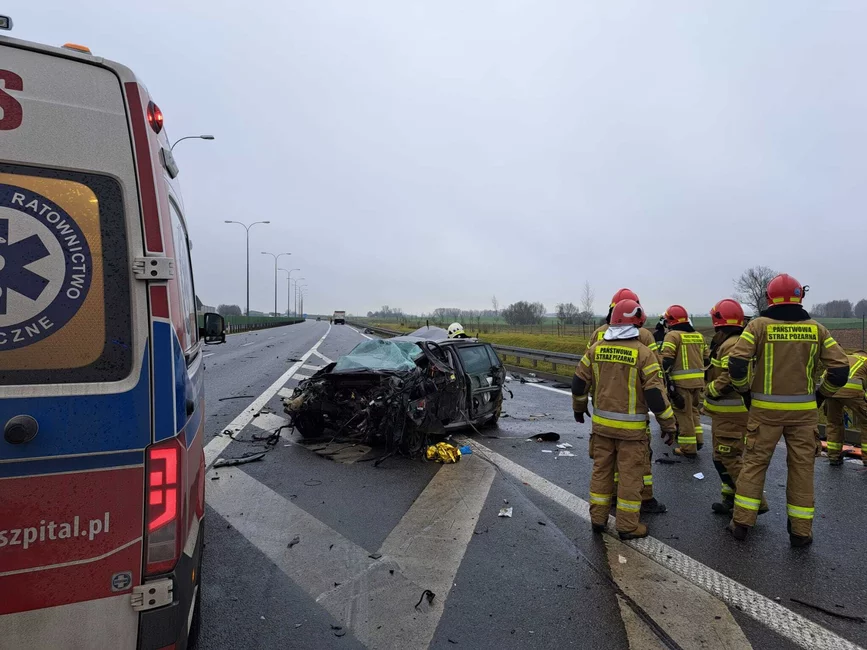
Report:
482,396,503,429
294,412,326,439
400,421,426,456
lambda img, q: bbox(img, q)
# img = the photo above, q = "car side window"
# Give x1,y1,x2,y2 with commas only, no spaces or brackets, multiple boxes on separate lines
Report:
456,345,494,375
484,344,502,367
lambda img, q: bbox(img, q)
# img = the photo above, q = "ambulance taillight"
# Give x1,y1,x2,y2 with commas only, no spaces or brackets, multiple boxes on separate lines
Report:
145,437,183,575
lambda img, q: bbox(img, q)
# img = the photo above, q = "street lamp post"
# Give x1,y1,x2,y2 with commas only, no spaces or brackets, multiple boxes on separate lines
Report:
292,279,306,317
296,284,307,319
261,252,291,317
224,220,270,317
170,135,215,151
279,268,301,316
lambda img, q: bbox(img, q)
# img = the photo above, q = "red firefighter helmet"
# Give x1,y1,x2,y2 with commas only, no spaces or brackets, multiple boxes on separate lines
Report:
766,273,805,306
609,288,640,309
663,305,690,326
710,299,745,328
611,299,644,326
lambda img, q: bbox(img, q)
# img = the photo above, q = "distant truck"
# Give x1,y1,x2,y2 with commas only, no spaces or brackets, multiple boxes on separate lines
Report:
333,311,346,324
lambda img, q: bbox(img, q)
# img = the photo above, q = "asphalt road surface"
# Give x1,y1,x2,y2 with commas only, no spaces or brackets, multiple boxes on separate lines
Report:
199,321,867,650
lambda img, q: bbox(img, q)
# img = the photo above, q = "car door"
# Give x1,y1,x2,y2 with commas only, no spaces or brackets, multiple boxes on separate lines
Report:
454,343,504,421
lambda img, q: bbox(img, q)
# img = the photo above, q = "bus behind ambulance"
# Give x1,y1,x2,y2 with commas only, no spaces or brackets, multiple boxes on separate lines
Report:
0,20,216,649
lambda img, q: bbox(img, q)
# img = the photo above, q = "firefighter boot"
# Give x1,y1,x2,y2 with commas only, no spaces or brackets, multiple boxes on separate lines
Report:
640,497,667,514
619,523,648,540
829,457,844,467
726,520,749,541
787,520,813,548
673,448,697,459
712,495,734,515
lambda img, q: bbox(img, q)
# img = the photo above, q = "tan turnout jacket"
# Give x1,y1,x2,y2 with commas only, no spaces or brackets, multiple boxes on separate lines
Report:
573,338,676,441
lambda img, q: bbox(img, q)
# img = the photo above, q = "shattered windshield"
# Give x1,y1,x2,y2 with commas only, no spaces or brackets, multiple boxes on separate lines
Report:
333,338,422,372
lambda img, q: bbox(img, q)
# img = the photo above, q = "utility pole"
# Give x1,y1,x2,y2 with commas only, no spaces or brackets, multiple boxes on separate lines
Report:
224,220,270,316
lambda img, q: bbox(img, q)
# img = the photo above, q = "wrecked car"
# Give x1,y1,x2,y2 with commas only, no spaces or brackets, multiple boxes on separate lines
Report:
283,327,505,455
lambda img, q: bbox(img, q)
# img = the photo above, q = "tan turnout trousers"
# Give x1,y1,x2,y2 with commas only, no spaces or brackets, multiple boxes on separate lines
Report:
825,397,867,462
674,387,704,454
589,435,648,534
733,418,819,537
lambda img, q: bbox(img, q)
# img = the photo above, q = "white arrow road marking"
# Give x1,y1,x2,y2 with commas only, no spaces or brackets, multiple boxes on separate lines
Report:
207,456,495,649
459,437,863,650
250,412,288,433
302,363,323,372
204,324,331,469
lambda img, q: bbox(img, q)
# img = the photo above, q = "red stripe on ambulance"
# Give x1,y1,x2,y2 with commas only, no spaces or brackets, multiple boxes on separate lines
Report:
0,467,144,614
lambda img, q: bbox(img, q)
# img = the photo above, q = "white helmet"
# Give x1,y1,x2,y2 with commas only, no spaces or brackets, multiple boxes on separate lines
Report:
448,322,465,338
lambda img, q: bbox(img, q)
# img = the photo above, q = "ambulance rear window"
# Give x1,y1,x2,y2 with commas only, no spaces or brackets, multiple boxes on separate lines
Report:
0,164,132,386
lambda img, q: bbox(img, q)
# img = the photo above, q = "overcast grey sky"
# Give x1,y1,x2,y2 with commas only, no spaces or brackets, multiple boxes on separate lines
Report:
10,1,866,315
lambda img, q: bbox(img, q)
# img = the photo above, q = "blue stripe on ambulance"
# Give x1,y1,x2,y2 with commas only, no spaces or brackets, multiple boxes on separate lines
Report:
152,320,176,442
0,344,150,463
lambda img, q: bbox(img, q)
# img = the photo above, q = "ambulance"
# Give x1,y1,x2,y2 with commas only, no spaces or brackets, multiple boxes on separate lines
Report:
0,17,213,649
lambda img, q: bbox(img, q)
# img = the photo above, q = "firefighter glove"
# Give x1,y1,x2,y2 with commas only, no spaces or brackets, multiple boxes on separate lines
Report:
667,383,686,410
815,390,826,408
574,410,585,424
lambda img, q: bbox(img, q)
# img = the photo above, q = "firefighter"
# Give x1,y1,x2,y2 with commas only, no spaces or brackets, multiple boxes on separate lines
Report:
573,299,677,539
704,299,767,515
823,349,867,466
447,322,468,339
587,288,666,514
661,305,709,458
726,273,850,547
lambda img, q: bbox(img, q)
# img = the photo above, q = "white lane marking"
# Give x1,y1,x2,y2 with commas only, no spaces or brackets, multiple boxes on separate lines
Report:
346,325,372,340
207,455,495,650
250,412,288,432
312,350,333,364
203,353,215,358
207,468,374,599
204,324,332,469
0,537,142,578
526,383,570,396
345,456,495,649
460,437,863,650
278,388,294,399
292,372,312,382
302,363,323,372
241,342,255,347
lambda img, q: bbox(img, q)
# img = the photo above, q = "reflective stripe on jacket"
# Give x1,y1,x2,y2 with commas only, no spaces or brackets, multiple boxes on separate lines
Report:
826,353,867,400
574,339,675,440
662,330,708,389
729,317,850,424
704,335,748,418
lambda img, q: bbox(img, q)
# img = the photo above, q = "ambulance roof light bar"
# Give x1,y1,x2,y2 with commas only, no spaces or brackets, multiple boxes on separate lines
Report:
0,15,13,30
